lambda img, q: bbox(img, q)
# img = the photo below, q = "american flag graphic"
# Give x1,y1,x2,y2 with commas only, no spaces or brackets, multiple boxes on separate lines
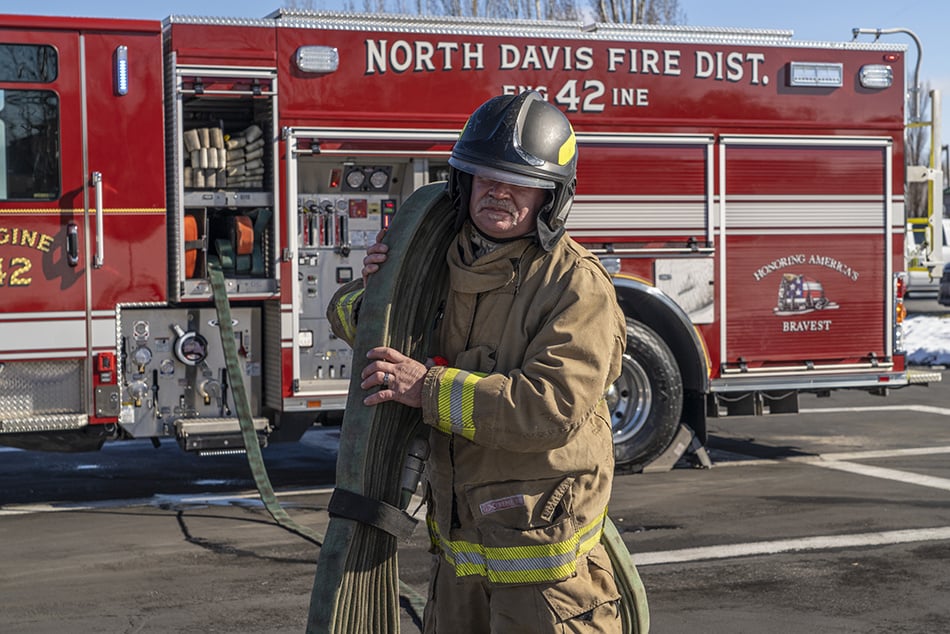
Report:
775,274,838,314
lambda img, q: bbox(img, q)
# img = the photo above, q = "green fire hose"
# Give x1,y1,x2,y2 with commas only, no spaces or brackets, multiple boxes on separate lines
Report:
207,199,437,629
209,262,324,546
306,183,454,633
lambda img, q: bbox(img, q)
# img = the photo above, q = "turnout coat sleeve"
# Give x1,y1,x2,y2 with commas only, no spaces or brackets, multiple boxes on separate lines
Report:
420,232,626,452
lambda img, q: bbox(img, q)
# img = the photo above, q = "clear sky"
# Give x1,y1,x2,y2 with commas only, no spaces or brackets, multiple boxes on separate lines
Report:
3,1,949,158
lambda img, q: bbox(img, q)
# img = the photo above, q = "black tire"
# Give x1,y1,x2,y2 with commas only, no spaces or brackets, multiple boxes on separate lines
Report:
607,319,683,470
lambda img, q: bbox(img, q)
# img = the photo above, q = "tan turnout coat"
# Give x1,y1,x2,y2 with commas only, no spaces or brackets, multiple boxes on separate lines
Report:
329,222,626,587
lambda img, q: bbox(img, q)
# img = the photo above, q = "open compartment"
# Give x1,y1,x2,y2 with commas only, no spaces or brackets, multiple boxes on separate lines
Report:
167,67,279,299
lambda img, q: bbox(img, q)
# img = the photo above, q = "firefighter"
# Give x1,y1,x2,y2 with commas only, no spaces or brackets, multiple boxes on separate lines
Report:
332,90,627,633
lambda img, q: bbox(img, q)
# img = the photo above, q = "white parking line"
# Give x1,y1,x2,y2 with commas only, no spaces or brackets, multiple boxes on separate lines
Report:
716,447,950,489
0,503,107,516
810,460,950,492
634,526,950,566
714,445,950,468
640,443,950,566
0,486,334,517
801,405,950,416
817,446,950,460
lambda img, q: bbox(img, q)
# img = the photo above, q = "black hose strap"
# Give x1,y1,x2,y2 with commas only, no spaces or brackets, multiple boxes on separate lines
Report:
327,487,418,541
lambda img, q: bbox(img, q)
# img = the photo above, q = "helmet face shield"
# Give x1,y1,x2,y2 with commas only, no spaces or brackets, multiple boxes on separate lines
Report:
448,156,555,190
448,90,578,251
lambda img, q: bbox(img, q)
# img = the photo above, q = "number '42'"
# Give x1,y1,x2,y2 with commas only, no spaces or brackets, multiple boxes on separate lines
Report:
554,79,606,112
0,256,33,286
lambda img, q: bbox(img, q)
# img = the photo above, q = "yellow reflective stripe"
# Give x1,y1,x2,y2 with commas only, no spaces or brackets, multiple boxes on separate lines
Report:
435,369,459,434
334,289,363,342
428,508,608,584
0,207,166,216
488,560,576,585
577,513,604,555
455,372,480,440
558,128,577,166
434,368,485,439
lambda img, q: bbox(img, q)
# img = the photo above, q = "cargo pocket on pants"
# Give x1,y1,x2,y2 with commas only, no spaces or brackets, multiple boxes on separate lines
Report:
539,545,622,633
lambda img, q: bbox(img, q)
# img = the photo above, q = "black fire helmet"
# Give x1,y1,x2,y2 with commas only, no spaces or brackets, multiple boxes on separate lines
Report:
447,90,577,251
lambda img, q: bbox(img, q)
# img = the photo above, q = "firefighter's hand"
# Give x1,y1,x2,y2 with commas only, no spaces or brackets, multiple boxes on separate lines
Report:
361,346,426,408
361,229,388,286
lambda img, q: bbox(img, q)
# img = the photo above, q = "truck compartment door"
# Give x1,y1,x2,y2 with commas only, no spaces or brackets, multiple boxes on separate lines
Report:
719,136,894,373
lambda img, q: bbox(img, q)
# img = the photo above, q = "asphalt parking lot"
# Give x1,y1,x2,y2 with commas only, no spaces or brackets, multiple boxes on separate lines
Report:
617,376,950,633
3,365,950,633
2,299,949,633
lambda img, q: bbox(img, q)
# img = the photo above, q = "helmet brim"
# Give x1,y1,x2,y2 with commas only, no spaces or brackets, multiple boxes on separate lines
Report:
449,156,555,190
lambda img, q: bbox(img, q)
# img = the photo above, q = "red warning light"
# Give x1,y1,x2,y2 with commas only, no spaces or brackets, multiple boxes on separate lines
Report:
382,198,396,229
883,53,900,62
329,168,341,189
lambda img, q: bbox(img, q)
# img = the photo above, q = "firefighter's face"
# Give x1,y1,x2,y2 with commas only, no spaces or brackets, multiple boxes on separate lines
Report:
469,175,545,240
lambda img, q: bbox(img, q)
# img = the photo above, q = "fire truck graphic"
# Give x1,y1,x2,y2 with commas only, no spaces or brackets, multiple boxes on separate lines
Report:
774,273,840,315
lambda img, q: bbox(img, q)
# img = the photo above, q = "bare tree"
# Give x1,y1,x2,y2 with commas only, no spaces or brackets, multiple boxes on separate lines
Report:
425,0,678,21
289,0,674,22
341,0,582,20
594,0,684,24
284,0,317,11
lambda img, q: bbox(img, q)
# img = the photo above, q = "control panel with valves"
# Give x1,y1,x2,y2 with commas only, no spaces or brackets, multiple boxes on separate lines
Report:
116,307,262,441
297,193,394,254
293,160,402,395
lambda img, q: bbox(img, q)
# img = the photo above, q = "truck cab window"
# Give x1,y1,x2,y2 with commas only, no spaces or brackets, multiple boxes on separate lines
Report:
0,44,59,201
0,89,60,200
0,44,57,82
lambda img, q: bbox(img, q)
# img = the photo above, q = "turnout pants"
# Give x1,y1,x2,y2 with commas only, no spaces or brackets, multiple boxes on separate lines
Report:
422,543,622,634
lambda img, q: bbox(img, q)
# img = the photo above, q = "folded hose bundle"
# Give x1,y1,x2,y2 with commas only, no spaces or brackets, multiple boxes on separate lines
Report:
307,183,456,634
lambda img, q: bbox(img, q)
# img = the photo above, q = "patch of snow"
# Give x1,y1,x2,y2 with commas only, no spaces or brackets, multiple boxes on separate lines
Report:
903,315,950,366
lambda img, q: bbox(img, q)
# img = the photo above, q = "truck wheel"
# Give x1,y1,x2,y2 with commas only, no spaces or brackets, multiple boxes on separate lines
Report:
607,319,683,470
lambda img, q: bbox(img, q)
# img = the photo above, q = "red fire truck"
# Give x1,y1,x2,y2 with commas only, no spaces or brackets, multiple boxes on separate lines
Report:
0,10,929,470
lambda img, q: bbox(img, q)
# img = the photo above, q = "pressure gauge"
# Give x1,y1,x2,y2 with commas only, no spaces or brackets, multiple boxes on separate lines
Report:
345,168,365,189
159,358,175,376
369,169,389,190
335,198,348,212
131,346,152,369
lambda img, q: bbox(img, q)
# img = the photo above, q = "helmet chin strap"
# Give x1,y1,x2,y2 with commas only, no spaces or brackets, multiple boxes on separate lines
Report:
450,169,473,230
536,191,564,252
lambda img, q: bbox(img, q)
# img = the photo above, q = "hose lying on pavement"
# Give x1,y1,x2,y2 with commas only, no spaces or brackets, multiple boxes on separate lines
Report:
208,262,323,546
307,183,455,634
